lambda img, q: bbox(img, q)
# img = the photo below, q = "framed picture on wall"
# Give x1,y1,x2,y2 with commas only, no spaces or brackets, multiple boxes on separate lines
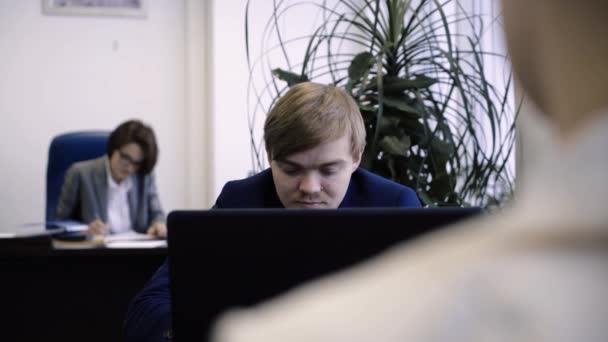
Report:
42,0,146,18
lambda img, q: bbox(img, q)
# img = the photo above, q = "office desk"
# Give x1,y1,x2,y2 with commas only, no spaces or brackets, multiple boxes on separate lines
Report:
0,235,166,341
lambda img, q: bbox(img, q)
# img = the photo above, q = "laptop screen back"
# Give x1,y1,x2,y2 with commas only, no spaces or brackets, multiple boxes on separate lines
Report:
167,207,481,341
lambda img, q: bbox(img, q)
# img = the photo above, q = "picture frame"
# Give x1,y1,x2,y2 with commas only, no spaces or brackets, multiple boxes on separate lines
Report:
42,0,146,18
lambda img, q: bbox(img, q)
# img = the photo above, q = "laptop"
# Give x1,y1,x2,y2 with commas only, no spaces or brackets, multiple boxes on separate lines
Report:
167,207,481,341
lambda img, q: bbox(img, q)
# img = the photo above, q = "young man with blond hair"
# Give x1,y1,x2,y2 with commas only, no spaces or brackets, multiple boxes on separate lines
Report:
214,82,420,209
124,82,420,341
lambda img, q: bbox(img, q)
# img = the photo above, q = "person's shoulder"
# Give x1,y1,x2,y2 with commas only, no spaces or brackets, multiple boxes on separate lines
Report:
349,168,420,207
140,170,158,183
436,240,608,342
68,156,105,174
353,168,414,192
223,169,273,189
215,169,275,208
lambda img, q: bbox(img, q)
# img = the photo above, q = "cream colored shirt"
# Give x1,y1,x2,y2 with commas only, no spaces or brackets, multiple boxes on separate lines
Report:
212,113,608,342
106,159,133,234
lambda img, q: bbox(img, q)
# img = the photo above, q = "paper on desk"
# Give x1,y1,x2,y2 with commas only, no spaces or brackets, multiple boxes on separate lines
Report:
1,223,65,238
104,231,166,248
104,231,156,243
104,240,167,249
0,232,17,239
46,220,88,232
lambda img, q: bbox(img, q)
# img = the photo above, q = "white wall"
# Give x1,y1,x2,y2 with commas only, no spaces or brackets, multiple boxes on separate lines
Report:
211,0,254,196
0,0,188,229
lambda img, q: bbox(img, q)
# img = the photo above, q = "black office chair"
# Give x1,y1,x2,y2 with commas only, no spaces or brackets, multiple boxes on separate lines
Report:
45,131,110,221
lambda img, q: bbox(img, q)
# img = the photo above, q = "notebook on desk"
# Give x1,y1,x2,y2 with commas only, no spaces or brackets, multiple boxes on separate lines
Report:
167,207,481,341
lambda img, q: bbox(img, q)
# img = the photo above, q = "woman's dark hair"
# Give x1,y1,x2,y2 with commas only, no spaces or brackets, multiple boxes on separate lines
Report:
106,119,158,175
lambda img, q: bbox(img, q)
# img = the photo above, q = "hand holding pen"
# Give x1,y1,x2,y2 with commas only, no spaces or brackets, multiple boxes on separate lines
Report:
87,212,108,235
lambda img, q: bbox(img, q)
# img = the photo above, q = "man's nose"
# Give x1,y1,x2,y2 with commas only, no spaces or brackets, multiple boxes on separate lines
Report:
298,172,321,194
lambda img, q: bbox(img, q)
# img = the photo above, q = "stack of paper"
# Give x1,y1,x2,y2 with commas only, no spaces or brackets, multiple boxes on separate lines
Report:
46,220,88,232
52,235,105,249
104,231,166,249
1,223,65,239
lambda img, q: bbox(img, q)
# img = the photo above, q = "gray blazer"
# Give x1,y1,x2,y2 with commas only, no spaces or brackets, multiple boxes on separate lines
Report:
56,156,165,233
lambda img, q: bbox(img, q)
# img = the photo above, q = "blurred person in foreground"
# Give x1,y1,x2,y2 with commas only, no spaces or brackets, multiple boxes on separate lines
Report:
124,82,421,341
56,119,166,238
210,1,608,341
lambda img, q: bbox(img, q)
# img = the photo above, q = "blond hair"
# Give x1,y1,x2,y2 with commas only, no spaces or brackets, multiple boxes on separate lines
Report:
264,82,366,161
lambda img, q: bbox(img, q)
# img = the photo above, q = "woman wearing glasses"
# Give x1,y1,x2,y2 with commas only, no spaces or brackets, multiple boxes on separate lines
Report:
56,119,166,238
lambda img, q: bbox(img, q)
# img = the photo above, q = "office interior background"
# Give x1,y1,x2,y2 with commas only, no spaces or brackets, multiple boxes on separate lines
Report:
0,0,552,231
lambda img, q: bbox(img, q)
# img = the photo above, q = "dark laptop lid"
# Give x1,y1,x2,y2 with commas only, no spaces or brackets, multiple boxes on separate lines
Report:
167,207,481,341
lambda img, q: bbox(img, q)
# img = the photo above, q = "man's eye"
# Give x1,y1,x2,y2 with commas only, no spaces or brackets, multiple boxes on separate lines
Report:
282,168,300,175
321,167,338,176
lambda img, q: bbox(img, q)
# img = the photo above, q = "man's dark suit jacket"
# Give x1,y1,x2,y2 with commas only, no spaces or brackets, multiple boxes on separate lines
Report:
124,168,421,342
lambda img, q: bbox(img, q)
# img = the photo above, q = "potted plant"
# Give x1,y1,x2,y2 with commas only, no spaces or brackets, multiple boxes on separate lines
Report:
245,0,516,207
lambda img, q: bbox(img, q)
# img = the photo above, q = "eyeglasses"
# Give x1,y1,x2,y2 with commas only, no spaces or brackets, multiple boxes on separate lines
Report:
118,150,144,168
